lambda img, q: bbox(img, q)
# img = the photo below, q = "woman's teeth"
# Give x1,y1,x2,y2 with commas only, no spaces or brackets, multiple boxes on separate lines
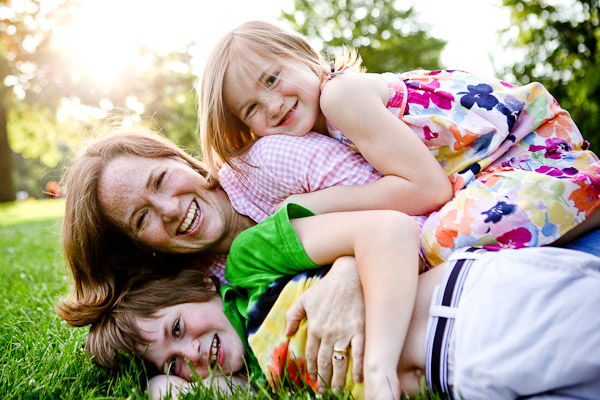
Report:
178,201,200,234
209,334,220,368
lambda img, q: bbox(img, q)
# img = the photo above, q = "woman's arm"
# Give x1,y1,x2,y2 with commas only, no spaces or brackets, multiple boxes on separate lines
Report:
291,210,421,400
295,72,452,216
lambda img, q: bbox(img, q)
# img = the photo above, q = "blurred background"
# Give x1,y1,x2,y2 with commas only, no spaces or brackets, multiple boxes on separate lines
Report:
0,0,597,202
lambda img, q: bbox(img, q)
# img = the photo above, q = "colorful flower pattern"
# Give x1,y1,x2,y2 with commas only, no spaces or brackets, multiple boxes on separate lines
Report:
326,70,600,267
247,270,364,397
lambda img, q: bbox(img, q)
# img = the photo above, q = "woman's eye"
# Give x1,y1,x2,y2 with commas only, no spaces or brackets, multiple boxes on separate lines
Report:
136,210,147,230
155,172,165,189
172,319,181,337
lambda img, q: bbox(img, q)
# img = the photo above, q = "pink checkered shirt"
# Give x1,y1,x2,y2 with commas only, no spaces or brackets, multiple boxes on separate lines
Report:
219,132,383,223
208,132,426,282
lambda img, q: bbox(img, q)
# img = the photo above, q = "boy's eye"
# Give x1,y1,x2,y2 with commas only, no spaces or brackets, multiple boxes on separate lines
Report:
172,319,181,337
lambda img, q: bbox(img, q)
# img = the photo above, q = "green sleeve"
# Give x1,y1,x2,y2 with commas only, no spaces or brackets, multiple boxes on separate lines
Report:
224,203,320,288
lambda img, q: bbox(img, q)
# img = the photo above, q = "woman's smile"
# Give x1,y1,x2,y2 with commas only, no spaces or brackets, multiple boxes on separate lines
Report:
177,200,203,236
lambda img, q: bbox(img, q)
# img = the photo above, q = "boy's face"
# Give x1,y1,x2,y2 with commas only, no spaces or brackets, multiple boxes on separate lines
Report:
135,296,246,380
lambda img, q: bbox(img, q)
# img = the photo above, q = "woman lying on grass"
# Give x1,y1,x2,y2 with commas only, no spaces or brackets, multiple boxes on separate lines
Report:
88,203,600,400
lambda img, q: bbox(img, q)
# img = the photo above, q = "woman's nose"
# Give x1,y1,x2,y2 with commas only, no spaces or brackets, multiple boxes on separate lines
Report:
154,197,179,222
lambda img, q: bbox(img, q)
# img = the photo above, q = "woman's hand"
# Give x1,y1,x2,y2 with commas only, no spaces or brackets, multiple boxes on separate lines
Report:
285,256,365,393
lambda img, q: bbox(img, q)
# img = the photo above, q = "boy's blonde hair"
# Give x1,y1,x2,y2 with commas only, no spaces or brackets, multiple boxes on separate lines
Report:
86,268,217,370
197,19,363,178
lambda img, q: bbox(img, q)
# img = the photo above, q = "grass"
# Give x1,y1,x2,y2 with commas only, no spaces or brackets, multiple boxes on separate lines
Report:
0,200,437,399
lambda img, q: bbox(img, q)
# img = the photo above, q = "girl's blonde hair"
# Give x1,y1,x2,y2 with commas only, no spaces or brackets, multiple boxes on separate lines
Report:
197,19,363,178
56,123,215,328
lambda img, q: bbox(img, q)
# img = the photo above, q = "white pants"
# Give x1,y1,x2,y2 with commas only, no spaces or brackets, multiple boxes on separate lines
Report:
426,247,600,399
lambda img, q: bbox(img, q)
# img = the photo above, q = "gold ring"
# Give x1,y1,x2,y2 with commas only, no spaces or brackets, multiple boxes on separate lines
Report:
333,352,346,361
333,347,348,355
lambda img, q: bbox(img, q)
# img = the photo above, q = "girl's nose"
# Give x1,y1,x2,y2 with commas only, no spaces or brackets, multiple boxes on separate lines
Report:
265,92,284,118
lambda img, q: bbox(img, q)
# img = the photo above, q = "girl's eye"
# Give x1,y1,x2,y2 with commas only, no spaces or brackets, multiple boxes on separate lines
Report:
266,72,279,87
172,319,181,338
136,210,148,230
245,104,257,119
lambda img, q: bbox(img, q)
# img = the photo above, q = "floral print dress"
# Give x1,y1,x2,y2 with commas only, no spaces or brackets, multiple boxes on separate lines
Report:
326,69,600,267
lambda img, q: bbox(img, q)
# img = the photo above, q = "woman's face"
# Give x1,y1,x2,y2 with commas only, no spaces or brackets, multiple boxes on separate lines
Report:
136,296,246,380
98,154,232,253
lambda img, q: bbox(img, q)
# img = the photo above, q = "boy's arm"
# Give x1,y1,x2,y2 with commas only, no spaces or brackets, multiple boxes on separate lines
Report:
291,210,421,400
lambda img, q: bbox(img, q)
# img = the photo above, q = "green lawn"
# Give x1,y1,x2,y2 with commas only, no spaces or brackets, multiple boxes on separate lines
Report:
0,200,432,399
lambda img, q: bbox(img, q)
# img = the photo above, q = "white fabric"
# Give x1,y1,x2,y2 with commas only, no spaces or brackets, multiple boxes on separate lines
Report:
445,247,600,399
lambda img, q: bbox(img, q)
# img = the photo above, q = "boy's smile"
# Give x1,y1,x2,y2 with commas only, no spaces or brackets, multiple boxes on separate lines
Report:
135,296,246,380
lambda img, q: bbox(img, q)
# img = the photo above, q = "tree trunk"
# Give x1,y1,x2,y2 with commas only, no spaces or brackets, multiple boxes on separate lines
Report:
0,101,15,202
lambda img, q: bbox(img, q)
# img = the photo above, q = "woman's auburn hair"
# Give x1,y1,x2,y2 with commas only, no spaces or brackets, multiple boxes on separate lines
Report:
56,123,215,328
196,19,363,179
86,268,217,370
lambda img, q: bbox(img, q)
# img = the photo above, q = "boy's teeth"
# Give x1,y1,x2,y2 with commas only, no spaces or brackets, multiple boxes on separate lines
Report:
178,201,198,234
209,334,220,368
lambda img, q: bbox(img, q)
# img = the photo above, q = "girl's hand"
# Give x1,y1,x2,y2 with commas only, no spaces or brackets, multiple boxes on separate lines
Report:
365,370,400,400
285,256,365,393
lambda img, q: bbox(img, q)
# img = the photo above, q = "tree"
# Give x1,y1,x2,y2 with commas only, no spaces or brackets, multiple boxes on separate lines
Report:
281,0,446,73
0,0,201,199
500,0,600,151
0,0,78,201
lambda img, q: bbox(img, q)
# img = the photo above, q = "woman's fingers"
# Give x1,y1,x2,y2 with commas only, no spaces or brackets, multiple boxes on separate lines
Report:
304,330,320,383
350,333,365,383
330,345,350,393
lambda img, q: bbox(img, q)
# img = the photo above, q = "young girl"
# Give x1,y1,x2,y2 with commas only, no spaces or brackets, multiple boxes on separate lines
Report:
197,19,600,267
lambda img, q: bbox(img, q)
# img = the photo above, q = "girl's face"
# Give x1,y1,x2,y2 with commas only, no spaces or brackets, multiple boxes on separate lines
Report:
136,296,246,380
98,154,233,254
223,52,322,138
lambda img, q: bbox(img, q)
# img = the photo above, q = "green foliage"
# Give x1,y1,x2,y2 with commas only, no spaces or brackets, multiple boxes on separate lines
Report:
281,0,446,73
500,0,600,152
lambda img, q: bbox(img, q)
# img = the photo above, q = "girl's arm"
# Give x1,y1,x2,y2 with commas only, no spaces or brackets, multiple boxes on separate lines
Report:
281,73,452,216
291,210,421,400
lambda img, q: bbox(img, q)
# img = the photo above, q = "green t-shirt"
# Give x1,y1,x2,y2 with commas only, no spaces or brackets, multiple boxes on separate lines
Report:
220,203,319,377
